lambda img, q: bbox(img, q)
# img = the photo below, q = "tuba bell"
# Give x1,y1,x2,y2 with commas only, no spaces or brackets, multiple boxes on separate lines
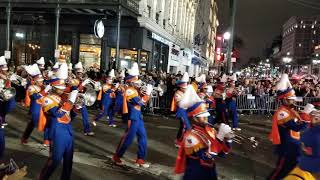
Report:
74,87,97,109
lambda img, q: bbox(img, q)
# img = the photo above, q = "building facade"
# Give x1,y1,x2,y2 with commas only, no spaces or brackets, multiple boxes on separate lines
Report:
281,16,320,65
0,0,219,76
193,0,218,73
138,0,198,76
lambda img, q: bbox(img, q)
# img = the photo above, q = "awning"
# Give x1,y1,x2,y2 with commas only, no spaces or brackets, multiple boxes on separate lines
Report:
192,57,207,66
192,57,201,65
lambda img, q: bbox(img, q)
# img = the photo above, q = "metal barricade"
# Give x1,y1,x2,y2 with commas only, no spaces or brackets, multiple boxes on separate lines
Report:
236,95,320,114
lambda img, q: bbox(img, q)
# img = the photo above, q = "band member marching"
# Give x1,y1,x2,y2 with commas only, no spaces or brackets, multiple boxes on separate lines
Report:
268,73,308,180
114,70,127,123
0,56,16,160
39,63,79,180
112,63,153,167
226,74,240,131
175,85,233,180
284,103,320,180
67,62,94,136
93,69,117,127
20,64,51,146
171,72,190,147
214,79,228,125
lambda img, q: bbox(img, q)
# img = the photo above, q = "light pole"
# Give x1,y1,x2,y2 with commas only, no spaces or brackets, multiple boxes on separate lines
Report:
226,0,237,74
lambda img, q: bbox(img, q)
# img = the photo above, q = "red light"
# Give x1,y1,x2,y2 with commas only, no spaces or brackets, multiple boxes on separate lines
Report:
217,36,222,41
216,48,221,53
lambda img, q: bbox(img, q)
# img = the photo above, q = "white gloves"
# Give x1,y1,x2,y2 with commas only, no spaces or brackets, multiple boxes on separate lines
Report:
44,85,52,93
216,123,232,141
21,79,27,87
81,79,91,86
146,84,153,95
9,74,17,81
69,90,79,103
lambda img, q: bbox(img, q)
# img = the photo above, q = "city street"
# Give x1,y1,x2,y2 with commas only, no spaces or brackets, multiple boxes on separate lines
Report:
2,105,276,180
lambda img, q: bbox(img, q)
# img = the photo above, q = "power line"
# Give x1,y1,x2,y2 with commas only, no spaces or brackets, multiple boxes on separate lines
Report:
287,0,320,10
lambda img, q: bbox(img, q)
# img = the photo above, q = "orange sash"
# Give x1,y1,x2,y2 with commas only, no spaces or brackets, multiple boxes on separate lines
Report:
25,90,31,107
122,93,128,114
97,89,102,101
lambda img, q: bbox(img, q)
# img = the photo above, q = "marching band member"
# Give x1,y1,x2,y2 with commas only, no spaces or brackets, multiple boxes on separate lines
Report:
214,80,228,125
112,63,153,168
175,85,233,180
39,64,79,180
0,56,16,159
284,103,320,180
204,85,215,125
68,62,94,136
226,74,240,131
93,69,117,127
195,74,207,96
21,64,51,146
268,74,308,180
171,72,190,147
114,70,126,123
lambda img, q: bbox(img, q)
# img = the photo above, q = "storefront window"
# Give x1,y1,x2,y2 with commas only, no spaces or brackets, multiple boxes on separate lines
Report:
58,45,72,63
80,34,101,69
110,48,149,72
140,51,148,72
12,30,41,66
111,48,137,70
79,44,101,69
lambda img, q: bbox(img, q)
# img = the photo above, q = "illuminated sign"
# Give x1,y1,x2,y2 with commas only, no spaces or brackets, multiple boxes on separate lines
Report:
151,33,170,45
94,20,105,38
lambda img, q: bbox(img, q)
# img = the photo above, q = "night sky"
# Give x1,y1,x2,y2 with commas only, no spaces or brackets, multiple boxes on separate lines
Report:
217,0,320,69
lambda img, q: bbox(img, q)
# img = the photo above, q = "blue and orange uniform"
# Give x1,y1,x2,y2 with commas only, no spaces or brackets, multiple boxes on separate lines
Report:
214,85,228,125
174,85,232,180
284,119,320,180
95,82,116,126
21,84,48,144
171,89,190,145
269,105,307,180
114,84,127,123
0,77,16,159
113,85,150,165
67,78,93,134
39,92,75,180
175,125,232,180
225,86,239,129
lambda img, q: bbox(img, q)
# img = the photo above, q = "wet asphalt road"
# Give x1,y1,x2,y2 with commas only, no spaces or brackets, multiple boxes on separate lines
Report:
1,105,276,180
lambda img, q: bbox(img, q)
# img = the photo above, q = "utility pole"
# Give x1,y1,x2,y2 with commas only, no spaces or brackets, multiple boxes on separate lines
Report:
226,0,237,74
116,5,122,70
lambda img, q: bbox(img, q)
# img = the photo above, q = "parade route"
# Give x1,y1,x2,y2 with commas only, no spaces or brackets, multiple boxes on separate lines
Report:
0,105,277,180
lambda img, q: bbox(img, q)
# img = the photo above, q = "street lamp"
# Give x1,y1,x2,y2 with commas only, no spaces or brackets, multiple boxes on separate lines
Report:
223,32,231,40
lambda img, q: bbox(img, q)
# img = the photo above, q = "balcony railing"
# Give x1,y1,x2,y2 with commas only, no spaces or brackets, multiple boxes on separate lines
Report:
0,0,139,14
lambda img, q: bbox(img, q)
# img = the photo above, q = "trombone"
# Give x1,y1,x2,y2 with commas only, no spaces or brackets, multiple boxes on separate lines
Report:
208,122,259,148
233,133,259,148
